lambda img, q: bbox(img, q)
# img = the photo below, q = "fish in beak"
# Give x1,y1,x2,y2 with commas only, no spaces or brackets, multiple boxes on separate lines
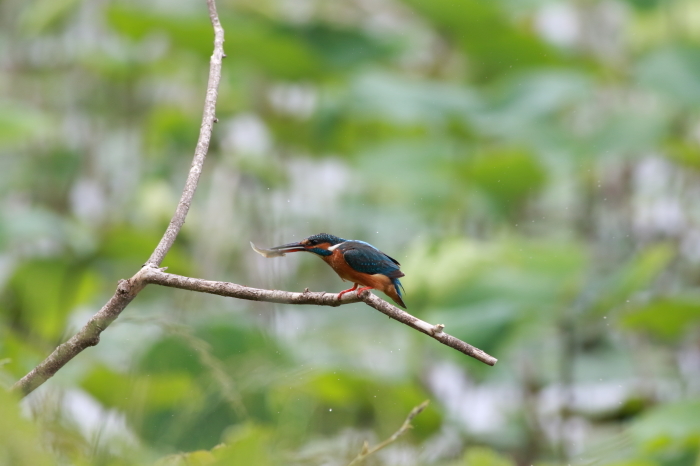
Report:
250,241,306,258
270,241,307,253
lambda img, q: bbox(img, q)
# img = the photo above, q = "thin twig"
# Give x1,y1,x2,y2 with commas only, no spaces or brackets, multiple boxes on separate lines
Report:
147,0,225,267
347,400,430,466
142,269,498,366
11,0,226,397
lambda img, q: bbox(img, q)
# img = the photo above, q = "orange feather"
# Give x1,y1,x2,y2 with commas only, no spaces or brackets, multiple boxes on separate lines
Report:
322,250,403,305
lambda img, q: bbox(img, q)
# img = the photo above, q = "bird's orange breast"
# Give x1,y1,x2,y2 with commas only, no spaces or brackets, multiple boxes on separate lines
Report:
321,249,355,281
321,249,392,291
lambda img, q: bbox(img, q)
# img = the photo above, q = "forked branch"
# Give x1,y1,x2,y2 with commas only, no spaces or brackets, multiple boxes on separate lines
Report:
11,0,225,396
11,0,497,398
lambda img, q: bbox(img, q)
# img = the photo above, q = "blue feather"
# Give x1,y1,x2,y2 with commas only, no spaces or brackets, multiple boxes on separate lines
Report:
339,241,404,278
392,278,404,298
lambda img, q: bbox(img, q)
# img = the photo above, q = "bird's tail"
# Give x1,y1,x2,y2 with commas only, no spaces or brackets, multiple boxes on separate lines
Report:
389,278,407,308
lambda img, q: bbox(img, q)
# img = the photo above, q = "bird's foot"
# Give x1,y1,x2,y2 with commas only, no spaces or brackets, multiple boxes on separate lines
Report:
337,284,359,300
356,286,374,298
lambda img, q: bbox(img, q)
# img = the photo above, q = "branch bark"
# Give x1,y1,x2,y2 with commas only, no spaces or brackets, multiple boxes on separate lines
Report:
11,0,225,397
147,0,225,267
142,268,498,366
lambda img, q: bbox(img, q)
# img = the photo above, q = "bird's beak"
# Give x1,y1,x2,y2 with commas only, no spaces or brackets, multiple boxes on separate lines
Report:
270,241,307,253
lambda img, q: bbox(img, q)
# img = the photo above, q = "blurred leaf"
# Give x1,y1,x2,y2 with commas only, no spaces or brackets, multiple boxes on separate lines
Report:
585,111,669,157
620,297,700,340
108,7,323,79
237,155,288,188
19,0,82,35
630,400,700,450
225,21,322,79
138,336,205,377
462,447,515,466
195,324,286,364
405,238,585,309
403,0,561,81
353,141,462,218
460,150,547,216
591,243,675,316
305,72,480,156
99,226,192,276
404,238,587,358
585,396,654,424
82,365,200,412
140,373,201,410
145,106,200,159
278,371,441,441
27,148,82,210
156,450,217,466
293,23,394,70
346,72,479,125
0,102,54,146
308,104,436,155
129,325,287,451
4,259,97,341
0,389,55,465
374,388,439,440
106,6,214,55
664,141,700,172
637,46,700,106
482,71,591,124
0,207,68,251
0,327,51,380
213,424,277,466
81,365,132,411
596,461,657,466
624,0,663,10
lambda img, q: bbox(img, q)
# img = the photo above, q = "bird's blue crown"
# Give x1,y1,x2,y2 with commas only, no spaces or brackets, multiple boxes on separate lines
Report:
306,233,346,246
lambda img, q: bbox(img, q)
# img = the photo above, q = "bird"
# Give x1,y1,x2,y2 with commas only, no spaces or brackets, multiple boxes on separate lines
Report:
268,233,407,308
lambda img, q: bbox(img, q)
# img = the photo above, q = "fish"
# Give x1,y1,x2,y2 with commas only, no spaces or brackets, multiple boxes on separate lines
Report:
250,241,288,258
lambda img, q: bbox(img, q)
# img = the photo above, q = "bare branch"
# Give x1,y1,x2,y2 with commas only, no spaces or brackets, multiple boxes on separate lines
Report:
147,0,225,267
347,400,430,466
12,268,150,395
11,0,498,398
142,269,498,366
11,0,226,397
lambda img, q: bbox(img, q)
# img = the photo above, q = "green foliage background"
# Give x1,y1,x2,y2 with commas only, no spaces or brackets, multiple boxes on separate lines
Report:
2,0,700,464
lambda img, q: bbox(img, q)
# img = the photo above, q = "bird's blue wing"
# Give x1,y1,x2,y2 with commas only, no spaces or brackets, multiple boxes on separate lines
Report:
341,242,404,278
351,240,400,266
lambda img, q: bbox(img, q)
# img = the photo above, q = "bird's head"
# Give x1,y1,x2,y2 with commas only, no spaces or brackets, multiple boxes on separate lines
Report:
271,233,346,257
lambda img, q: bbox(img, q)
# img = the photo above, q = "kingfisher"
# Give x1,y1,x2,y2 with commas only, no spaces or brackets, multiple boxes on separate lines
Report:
265,233,407,308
